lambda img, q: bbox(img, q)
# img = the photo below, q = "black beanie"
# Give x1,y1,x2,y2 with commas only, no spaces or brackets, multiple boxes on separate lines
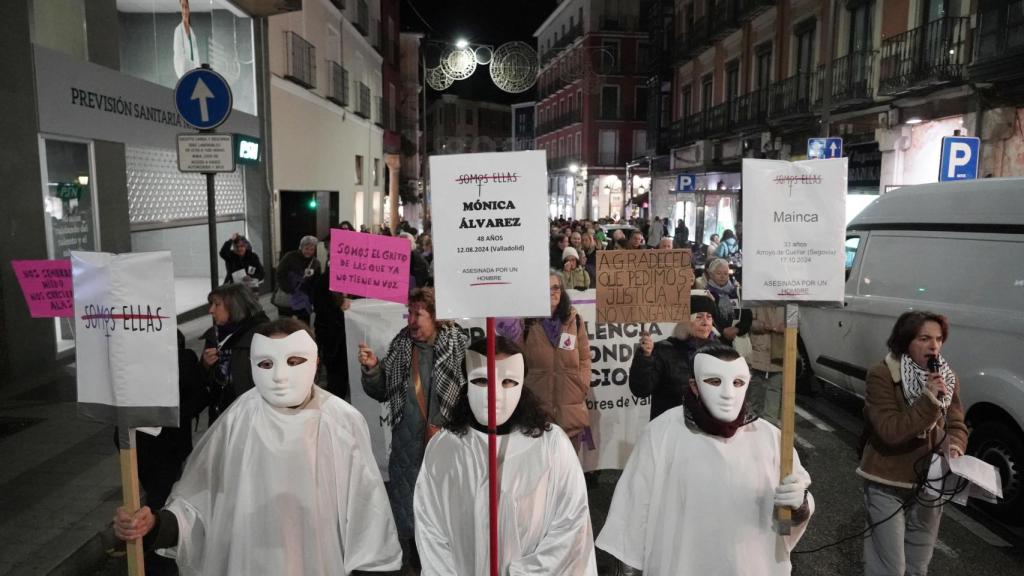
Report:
690,295,717,317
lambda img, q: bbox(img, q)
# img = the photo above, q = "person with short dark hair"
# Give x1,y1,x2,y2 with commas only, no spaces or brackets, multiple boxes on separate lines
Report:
627,229,646,250
200,283,270,420
598,345,813,575
550,233,569,269
114,318,402,575
414,336,597,575
859,311,967,576
219,233,265,287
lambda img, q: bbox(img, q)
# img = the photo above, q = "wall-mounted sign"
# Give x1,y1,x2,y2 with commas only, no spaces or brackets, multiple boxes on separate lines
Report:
234,134,261,165
177,133,235,173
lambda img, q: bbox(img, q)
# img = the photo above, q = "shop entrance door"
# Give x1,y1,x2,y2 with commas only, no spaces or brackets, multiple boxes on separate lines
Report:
279,190,318,259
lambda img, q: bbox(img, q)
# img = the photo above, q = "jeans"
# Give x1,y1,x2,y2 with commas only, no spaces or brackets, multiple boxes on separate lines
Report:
863,481,943,576
748,371,782,426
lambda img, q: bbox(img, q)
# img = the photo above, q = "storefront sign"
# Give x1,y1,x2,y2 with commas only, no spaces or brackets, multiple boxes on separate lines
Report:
329,229,410,304
235,134,261,165
596,250,693,323
742,158,847,303
176,133,235,173
344,292,674,475
848,143,881,188
34,45,258,150
10,259,73,318
428,151,550,319
72,251,179,427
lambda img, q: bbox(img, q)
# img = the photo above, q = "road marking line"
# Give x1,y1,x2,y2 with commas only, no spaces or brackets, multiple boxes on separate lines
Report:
794,433,815,450
934,538,959,558
794,405,835,432
944,506,1013,548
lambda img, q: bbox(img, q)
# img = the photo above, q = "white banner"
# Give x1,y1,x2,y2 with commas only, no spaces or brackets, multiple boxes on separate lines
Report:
72,251,179,427
741,158,848,304
428,151,550,319
344,291,675,476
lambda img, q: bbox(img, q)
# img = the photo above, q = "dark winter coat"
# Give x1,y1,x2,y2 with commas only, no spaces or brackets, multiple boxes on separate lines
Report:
219,240,265,285
629,335,717,421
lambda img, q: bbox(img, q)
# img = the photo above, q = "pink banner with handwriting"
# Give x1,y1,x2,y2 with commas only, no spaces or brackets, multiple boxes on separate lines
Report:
11,259,74,318
329,229,411,304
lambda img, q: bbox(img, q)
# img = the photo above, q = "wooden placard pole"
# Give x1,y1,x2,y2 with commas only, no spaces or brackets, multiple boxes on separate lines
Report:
486,317,499,576
777,303,799,535
118,428,145,575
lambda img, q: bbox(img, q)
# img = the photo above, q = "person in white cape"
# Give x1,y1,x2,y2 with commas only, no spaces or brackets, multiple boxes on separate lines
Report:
414,336,597,576
596,344,814,576
114,318,402,575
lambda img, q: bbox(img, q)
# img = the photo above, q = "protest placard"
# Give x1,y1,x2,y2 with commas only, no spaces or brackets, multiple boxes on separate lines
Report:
72,251,179,428
329,228,411,304
742,158,847,304
595,249,694,323
428,151,550,319
10,259,74,318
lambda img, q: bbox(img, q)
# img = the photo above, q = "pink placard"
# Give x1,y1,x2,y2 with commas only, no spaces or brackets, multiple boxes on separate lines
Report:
11,259,74,318
329,229,411,304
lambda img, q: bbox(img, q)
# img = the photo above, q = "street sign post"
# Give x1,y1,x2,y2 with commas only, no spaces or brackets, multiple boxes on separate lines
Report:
173,64,234,293
939,136,980,182
675,173,696,192
807,137,843,160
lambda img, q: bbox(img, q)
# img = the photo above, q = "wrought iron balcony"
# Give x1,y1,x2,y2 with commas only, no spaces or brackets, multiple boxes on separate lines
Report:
767,71,819,118
353,0,370,36
878,16,969,95
970,0,1024,86
732,88,769,128
284,31,316,89
737,0,776,21
709,0,740,41
355,82,371,119
326,61,349,107
536,110,581,135
374,95,384,127
829,51,874,105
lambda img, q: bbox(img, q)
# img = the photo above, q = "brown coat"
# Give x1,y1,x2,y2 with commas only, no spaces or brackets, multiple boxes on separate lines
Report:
857,354,968,488
522,308,591,438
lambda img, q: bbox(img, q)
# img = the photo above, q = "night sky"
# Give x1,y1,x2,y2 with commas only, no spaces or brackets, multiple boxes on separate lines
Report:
400,0,558,104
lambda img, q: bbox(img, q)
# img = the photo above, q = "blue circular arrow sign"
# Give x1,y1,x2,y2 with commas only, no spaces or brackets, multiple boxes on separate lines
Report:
174,67,233,130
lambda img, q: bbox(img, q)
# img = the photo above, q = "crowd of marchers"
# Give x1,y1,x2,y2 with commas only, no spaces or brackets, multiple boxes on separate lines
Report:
111,217,966,576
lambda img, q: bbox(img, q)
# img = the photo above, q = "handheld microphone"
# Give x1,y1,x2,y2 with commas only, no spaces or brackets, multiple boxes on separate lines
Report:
926,355,945,402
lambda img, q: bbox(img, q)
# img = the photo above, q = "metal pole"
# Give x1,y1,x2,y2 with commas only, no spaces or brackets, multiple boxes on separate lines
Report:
486,317,499,576
820,0,838,138
207,171,218,292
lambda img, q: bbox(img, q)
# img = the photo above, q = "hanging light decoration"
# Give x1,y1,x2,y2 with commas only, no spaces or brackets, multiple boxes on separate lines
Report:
489,41,538,94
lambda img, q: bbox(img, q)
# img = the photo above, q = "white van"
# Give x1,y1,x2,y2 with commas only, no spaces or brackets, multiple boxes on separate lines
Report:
798,177,1024,523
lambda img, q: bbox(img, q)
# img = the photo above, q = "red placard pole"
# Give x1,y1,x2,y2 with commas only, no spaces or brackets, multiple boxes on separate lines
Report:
486,317,499,576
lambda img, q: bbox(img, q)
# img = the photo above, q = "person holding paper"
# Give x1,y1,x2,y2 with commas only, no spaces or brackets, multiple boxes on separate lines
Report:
114,318,403,575
201,284,270,420
275,235,321,324
358,288,469,573
219,233,265,288
414,336,598,576
858,311,967,576
597,345,813,575
629,295,719,421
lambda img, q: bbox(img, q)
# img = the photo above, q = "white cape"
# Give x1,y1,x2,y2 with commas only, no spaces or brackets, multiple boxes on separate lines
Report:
159,387,402,575
414,426,597,576
596,407,814,576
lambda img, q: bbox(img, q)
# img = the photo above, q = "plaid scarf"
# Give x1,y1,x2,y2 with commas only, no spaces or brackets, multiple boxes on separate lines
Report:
900,353,956,410
382,323,468,428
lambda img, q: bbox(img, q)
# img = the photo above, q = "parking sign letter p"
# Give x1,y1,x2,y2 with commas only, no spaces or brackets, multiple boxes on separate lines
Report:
948,142,973,179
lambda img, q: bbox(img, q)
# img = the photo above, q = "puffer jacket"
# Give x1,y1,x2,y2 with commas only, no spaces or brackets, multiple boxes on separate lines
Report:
522,309,591,438
857,353,968,488
629,335,714,421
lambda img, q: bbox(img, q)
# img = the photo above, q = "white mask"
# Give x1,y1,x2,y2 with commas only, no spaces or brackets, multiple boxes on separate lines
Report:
466,351,525,427
250,331,318,408
693,353,751,422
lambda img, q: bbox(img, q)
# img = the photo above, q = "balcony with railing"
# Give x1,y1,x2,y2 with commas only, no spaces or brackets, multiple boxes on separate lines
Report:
541,23,584,66
767,70,820,118
878,16,970,95
536,110,582,135
355,82,371,119
829,51,874,105
970,0,1024,86
327,61,349,106
371,19,382,54
374,95,384,127
709,0,740,41
673,14,711,64
598,15,641,32
737,0,776,20
284,31,316,89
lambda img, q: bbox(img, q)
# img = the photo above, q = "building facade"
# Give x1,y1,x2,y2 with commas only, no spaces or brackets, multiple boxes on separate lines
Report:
647,0,1024,247
268,0,387,246
512,101,538,151
534,0,652,220
399,32,426,228
425,95,514,155
1,0,283,387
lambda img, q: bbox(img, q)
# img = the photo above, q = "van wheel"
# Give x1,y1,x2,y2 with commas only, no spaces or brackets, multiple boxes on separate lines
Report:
796,337,815,396
969,420,1024,525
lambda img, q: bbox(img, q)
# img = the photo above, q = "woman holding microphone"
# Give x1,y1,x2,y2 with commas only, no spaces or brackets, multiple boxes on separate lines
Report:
858,311,968,576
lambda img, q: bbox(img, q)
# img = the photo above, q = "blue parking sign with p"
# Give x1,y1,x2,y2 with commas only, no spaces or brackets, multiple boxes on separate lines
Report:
676,173,696,192
939,136,980,182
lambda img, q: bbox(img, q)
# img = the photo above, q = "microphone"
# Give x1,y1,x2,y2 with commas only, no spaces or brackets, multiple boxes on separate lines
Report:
926,354,945,401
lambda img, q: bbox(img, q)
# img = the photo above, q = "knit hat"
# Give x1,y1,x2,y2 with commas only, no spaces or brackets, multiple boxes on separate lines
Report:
690,294,717,317
562,246,580,261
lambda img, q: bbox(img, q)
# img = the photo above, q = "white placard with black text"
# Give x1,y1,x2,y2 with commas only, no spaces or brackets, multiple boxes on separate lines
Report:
741,158,847,304
429,151,550,319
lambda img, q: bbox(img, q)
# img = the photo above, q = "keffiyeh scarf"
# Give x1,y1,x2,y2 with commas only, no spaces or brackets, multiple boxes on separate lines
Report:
900,353,956,410
382,324,468,427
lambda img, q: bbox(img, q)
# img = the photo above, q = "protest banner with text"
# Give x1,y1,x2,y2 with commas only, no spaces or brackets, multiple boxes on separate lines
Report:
596,249,694,323
11,259,74,318
329,228,411,304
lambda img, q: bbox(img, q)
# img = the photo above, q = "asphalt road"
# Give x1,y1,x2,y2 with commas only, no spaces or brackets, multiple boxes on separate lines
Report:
93,382,1024,576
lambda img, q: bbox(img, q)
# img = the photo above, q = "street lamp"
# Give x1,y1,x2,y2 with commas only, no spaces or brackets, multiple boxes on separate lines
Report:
569,163,579,174
455,38,469,49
